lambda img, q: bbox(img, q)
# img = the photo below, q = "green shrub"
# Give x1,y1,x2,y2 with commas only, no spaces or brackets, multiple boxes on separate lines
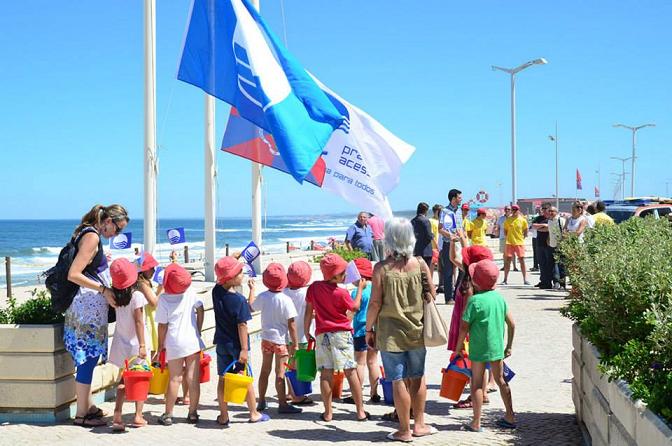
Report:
313,247,367,263
559,217,672,423
1,288,64,325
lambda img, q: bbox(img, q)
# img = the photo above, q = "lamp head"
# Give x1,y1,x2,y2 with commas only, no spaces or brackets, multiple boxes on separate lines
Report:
533,58,548,65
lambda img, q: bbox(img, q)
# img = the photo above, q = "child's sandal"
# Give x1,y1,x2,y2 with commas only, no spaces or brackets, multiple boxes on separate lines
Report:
187,412,200,424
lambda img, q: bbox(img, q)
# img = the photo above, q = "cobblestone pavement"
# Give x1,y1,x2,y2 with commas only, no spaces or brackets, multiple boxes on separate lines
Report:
0,269,582,445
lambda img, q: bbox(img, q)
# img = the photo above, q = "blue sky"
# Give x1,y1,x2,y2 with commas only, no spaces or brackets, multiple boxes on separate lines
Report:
1,1,670,219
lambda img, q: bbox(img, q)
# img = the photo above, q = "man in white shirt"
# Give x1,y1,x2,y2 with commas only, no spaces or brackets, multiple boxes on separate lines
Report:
547,206,567,290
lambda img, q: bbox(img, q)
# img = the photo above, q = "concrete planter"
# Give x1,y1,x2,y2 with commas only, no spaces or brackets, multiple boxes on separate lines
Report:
571,323,672,446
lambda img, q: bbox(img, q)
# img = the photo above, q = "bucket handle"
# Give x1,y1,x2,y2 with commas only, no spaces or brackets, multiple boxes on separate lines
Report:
224,360,253,378
447,355,470,371
125,355,149,372
306,336,316,352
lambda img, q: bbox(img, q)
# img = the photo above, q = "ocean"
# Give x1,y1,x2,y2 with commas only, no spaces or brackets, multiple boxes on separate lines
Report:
0,214,407,288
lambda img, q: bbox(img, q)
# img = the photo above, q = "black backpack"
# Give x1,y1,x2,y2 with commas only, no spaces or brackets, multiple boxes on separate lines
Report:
43,227,101,313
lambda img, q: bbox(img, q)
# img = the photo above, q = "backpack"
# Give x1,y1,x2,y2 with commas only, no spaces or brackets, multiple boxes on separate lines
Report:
43,227,101,313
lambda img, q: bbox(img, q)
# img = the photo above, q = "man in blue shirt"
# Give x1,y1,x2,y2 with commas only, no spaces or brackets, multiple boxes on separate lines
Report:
345,211,374,259
438,189,463,304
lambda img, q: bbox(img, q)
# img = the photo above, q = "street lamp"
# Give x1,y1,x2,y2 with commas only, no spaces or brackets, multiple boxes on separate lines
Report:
613,123,655,197
610,156,632,200
548,122,559,209
492,58,548,205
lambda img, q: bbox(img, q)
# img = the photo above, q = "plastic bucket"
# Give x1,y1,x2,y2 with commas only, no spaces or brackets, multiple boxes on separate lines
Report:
200,352,212,384
332,371,345,399
440,369,469,402
286,368,312,396
223,361,254,404
380,378,394,405
123,357,152,402
295,338,317,382
149,350,169,395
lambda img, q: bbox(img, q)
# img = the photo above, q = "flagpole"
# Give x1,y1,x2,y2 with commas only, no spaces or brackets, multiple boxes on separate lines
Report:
250,0,262,274
144,0,157,256
204,95,216,281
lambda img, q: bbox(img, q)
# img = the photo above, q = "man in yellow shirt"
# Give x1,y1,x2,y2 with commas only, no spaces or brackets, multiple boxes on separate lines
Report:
503,205,529,285
593,201,615,225
468,208,489,246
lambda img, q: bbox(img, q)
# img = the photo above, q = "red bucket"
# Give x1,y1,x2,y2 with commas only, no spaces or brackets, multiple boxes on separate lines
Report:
123,358,152,402
439,356,471,403
200,352,212,384
332,371,345,399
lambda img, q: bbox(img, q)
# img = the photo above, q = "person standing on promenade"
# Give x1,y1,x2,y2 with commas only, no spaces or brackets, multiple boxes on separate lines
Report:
366,218,437,442
430,204,444,292
531,203,551,289
345,212,374,260
439,189,463,304
494,206,518,272
547,206,567,290
530,207,541,272
461,203,472,240
502,205,530,285
411,202,434,269
565,202,589,241
368,213,386,262
468,208,489,247
593,201,615,225
64,204,129,427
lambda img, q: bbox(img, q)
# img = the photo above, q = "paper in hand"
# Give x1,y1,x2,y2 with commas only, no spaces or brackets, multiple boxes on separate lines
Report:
344,260,361,284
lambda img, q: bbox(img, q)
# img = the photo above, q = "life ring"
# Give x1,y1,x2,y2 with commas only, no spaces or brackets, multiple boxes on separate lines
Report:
476,190,489,203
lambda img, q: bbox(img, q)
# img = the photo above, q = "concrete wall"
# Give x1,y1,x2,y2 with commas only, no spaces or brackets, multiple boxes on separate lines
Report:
572,324,672,446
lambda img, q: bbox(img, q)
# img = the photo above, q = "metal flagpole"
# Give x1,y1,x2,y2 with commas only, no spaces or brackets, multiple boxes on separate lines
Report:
144,0,157,256
204,95,216,281
250,0,262,274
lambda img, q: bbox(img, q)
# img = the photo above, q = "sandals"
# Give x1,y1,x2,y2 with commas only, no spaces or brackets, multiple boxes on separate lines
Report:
157,413,173,426
370,394,382,403
319,413,332,422
462,424,484,432
385,432,413,443
291,396,315,406
256,400,267,411
454,399,473,409
357,411,371,422
382,410,399,422
111,421,126,432
187,412,200,424
216,415,230,427
412,425,438,437
88,407,106,419
340,396,356,404
248,413,271,423
73,413,106,428
497,418,517,429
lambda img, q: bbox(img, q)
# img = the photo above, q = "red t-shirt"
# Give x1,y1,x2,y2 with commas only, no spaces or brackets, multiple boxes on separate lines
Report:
306,281,354,336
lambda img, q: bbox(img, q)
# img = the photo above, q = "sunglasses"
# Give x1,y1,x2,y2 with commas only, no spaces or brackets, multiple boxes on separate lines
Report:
112,220,123,235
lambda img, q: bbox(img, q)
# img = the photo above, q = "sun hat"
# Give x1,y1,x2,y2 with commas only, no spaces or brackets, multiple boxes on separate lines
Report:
139,252,159,272
468,259,499,291
477,208,487,215
163,263,192,294
287,261,312,288
511,204,520,211
320,253,348,281
462,245,493,268
353,257,373,279
110,258,138,290
215,256,244,285
461,203,470,210
263,263,288,292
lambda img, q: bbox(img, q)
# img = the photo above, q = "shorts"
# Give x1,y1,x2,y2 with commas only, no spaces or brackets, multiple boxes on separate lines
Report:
353,335,368,352
505,244,525,258
261,339,289,356
216,344,244,375
316,331,357,371
498,238,506,254
380,348,427,381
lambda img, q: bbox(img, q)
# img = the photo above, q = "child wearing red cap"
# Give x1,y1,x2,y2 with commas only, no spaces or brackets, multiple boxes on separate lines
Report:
305,253,369,422
348,257,381,404
155,263,205,426
249,263,301,414
108,258,151,431
468,209,489,247
455,259,516,432
212,256,269,425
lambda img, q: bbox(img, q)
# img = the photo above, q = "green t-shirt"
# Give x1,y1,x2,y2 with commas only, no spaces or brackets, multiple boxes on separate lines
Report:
461,290,508,362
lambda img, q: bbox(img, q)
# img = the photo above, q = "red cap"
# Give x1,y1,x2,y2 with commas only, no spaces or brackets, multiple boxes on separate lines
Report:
287,261,312,288
215,256,243,285
477,208,487,215
263,263,288,292
163,263,192,294
469,259,499,291
462,245,493,268
320,253,348,281
110,258,138,290
461,203,470,210
353,257,373,279
511,205,520,211
139,253,159,272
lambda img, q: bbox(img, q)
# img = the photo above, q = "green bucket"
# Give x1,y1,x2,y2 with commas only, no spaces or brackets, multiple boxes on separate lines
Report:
294,337,317,382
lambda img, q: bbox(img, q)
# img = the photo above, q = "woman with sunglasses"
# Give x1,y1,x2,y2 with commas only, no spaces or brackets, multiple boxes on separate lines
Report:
64,204,129,427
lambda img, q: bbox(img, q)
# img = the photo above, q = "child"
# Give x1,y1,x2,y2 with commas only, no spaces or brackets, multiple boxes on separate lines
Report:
455,259,516,432
212,256,269,425
285,261,315,406
108,258,153,432
136,253,161,353
249,263,301,414
155,263,204,426
304,253,368,422
346,257,380,404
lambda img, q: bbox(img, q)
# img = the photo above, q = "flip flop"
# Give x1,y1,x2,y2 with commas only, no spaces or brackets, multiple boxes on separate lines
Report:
454,399,473,409
73,414,106,428
131,419,148,428
462,424,484,432
370,394,382,403
385,432,413,443
112,422,126,432
291,396,315,406
187,412,200,424
357,411,371,422
497,418,517,429
319,413,332,422
248,413,271,423
340,396,356,404
412,425,438,437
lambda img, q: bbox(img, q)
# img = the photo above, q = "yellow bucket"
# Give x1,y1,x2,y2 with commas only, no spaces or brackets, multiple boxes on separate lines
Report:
222,361,254,404
149,350,169,395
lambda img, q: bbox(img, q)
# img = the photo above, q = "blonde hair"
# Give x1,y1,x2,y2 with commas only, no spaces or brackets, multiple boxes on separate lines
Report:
74,204,129,237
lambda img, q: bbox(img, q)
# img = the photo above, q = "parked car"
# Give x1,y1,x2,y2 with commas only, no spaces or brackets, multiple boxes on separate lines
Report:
604,199,672,223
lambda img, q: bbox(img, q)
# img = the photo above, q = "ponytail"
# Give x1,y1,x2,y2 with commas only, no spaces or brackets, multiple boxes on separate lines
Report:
74,204,129,237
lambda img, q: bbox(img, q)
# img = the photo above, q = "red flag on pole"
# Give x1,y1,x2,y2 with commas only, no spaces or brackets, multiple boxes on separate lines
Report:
576,169,583,190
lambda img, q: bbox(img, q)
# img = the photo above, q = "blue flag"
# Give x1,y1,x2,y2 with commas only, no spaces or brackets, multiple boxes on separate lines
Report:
166,227,186,245
240,240,260,264
110,232,132,250
177,0,345,183
242,262,256,277
153,266,165,285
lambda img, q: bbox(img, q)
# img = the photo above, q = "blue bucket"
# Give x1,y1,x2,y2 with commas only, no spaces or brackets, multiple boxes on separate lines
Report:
503,362,515,383
286,369,312,396
380,378,394,405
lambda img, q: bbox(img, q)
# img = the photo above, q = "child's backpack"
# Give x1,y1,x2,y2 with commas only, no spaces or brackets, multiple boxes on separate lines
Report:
43,227,101,313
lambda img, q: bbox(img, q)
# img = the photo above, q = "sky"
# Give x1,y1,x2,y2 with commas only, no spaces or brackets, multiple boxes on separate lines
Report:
1,0,670,219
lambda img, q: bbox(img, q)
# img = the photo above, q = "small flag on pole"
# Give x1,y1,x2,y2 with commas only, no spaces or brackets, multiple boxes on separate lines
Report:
166,227,186,245
242,262,256,277
576,169,583,190
153,266,165,285
241,241,261,264
594,186,600,198
110,232,132,250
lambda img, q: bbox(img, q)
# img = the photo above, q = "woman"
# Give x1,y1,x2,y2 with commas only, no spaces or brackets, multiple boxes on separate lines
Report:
365,218,437,442
64,204,129,427
565,202,588,241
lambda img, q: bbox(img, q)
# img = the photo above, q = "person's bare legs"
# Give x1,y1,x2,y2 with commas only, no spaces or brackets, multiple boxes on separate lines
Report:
408,376,432,436
245,381,264,422
217,376,230,424
257,351,274,408
470,361,486,431
366,349,380,398
133,400,146,426
490,360,515,424
518,255,527,282
487,368,497,392
390,379,413,441
503,255,512,282
354,350,367,394
344,368,366,419
319,368,334,421
180,365,189,404
165,358,186,416
184,353,200,416
274,354,291,408
112,378,125,427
